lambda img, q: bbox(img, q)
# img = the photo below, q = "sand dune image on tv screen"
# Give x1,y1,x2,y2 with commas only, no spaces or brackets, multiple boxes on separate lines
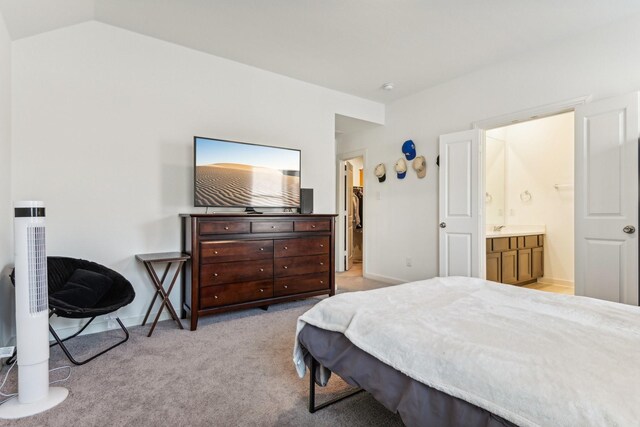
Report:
195,163,300,207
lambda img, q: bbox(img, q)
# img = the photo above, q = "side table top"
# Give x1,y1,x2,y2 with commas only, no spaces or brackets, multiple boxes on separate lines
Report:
135,252,190,263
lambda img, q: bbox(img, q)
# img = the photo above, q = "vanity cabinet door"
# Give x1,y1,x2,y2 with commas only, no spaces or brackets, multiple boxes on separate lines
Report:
501,250,518,284
518,249,533,282
486,252,501,283
532,247,544,279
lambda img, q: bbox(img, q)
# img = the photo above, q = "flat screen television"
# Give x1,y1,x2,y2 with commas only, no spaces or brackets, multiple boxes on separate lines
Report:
194,136,301,210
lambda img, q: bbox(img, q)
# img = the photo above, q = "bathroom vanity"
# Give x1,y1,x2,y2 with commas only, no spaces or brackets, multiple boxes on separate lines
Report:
486,228,544,285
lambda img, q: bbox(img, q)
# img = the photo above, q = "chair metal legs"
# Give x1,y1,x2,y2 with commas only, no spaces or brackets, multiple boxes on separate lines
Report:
48,317,130,366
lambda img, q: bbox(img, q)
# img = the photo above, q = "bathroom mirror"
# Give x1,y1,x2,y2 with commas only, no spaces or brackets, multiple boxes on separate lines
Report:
485,136,505,225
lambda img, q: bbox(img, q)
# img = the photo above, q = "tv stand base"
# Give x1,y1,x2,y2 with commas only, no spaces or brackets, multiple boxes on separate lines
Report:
244,207,263,214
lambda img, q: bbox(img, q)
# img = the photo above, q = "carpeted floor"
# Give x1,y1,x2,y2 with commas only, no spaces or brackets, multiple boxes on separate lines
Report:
335,265,392,293
1,296,403,426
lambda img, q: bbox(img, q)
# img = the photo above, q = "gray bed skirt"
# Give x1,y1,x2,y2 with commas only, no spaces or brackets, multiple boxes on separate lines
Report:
298,324,517,427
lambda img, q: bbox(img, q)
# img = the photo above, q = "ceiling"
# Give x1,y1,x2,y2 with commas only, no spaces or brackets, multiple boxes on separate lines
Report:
2,0,640,103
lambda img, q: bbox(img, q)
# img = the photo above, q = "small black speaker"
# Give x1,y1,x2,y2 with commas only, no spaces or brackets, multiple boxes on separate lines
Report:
300,188,313,214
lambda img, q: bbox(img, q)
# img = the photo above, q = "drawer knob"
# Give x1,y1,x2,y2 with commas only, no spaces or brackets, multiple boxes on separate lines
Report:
260,268,264,272
283,285,288,289
214,251,218,255
260,288,264,292
320,280,324,284
311,225,316,228
283,266,288,269
320,262,324,266
284,246,288,250
320,244,324,248
260,248,264,251
271,226,276,229
214,295,218,299
224,226,229,230
214,273,218,277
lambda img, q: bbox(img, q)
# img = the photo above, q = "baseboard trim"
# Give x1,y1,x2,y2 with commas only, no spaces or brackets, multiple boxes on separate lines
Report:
49,311,175,338
363,272,405,285
537,277,574,288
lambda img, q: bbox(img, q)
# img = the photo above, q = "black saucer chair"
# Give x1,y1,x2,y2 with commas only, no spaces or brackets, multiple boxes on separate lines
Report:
10,256,135,365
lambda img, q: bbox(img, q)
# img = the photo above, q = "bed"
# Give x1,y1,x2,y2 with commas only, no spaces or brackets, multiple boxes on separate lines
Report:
293,276,640,427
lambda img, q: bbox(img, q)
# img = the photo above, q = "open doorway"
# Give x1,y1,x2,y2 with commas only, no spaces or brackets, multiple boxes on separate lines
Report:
342,156,364,278
484,112,574,295
440,92,638,305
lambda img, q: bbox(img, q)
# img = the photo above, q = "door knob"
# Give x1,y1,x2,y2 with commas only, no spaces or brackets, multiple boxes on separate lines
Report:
439,222,446,228
623,225,636,234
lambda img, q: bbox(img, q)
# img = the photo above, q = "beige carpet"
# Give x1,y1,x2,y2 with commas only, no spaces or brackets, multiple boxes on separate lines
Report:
1,297,403,426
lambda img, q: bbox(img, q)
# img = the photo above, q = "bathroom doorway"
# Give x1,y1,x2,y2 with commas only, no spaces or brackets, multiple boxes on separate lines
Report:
441,92,638,304
484,112,574,295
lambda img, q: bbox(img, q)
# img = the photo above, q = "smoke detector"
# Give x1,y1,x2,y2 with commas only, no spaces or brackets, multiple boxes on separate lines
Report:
381,82,394,91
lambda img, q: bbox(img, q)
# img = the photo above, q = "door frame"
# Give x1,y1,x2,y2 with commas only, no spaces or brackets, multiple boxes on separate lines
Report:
336,149,367,274
470,96,591,279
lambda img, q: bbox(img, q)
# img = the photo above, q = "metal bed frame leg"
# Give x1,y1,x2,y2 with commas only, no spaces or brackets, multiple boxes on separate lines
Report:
308,357,365,413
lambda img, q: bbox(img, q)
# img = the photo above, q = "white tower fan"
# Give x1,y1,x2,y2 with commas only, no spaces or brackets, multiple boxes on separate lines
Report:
0,201,68,419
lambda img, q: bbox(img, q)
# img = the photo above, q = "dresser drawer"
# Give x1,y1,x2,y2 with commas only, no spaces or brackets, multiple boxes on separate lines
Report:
199,220,250,235
274,236,329,258
200,259,273,286
251,221,294,233
200,280,273,308
274,272,330,297
201,240,273,263
294,220,331,232
274,254,329,277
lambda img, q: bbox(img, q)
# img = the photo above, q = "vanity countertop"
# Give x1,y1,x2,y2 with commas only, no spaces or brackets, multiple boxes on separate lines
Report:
485,225,546,238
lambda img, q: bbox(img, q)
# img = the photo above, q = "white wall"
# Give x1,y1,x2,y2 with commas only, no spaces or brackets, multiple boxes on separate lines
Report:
0,10,13,346
338,13,640,283
347,156,363,186
488,112,574,284
11,21,383,335
485,134,505,225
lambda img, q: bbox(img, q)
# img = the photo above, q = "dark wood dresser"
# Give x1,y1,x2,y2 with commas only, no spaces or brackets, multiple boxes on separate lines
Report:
180,214,336,330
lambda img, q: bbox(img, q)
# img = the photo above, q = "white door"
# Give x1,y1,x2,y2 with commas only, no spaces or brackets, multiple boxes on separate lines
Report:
346,161,354,270
575,92,639,305
439,129,483,277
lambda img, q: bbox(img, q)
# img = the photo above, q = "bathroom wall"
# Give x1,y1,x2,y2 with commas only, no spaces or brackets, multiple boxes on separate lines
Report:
487,112,574,285
485,132,505,226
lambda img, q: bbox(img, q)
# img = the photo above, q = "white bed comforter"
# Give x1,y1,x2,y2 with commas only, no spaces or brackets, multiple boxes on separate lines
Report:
293,276,640,427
